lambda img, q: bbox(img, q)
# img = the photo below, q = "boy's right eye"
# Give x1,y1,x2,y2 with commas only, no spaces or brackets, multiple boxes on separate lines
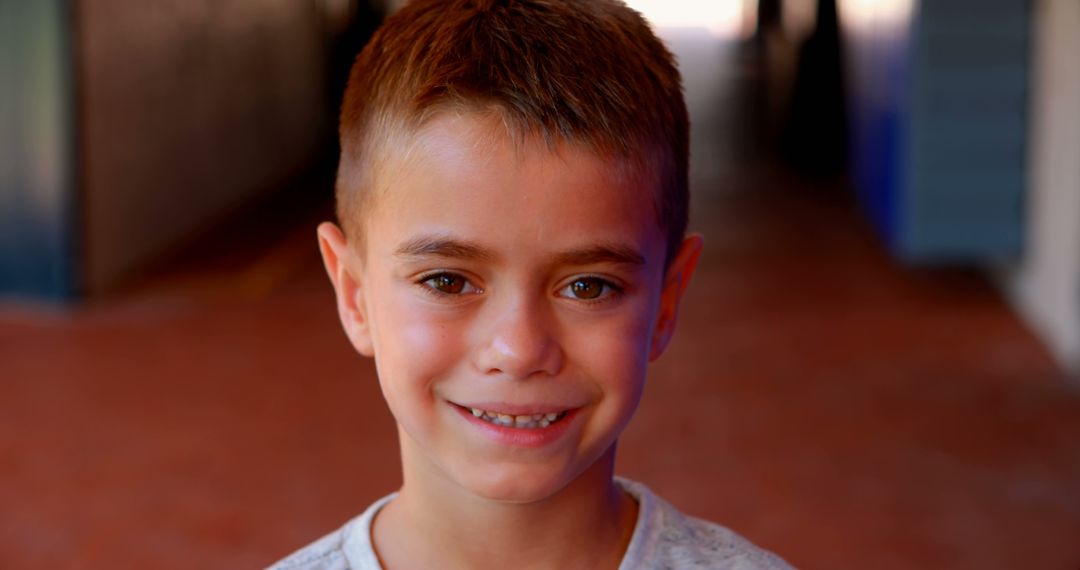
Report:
419,272,481,296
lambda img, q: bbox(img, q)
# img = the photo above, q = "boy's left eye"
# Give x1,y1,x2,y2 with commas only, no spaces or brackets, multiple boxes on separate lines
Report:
558,277,620,301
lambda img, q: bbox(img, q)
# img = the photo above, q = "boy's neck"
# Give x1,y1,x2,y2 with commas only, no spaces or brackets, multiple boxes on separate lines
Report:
372,438,638,570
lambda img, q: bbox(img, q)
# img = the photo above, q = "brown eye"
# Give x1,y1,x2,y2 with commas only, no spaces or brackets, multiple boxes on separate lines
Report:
569,278,604,300
428,274,466,294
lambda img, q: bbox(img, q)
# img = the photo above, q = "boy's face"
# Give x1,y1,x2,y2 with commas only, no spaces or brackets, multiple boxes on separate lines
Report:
320,114,701,504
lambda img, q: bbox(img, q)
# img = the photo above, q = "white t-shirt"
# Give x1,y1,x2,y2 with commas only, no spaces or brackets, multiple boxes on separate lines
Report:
268,478,793,569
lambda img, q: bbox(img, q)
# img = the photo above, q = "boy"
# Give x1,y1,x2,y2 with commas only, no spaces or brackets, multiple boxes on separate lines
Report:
272,0,791,568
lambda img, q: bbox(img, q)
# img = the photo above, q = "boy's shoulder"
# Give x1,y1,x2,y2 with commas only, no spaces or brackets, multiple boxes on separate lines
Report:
617,478,793,569
266,480,793,570
266,494,392,570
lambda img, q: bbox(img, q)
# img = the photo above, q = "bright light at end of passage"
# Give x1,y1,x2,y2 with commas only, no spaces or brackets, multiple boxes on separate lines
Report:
838,0,916,30
624,0,758,39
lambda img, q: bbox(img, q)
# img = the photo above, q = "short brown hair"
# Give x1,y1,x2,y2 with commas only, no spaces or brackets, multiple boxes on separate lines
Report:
337,0,689,262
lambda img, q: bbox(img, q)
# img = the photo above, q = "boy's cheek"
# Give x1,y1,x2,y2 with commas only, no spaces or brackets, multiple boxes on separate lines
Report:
373,325,457,428
570,314,654,381
382,319,459,366
373,302,470,381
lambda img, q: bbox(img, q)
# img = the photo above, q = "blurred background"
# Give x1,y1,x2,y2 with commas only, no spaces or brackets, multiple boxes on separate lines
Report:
2,0,1079,568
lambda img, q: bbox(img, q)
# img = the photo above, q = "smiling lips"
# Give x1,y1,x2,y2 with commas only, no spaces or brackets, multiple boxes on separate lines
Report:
467,407,569,429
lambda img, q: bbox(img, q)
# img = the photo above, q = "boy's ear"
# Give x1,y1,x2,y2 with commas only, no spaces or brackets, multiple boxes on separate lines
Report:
317,222,374,357
649,233,704,361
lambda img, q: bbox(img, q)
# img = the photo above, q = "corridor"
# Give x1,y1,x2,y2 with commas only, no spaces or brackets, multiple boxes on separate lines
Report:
2,20,1080,570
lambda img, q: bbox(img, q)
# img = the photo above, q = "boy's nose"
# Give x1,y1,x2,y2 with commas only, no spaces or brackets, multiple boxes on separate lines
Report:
473,297,564,380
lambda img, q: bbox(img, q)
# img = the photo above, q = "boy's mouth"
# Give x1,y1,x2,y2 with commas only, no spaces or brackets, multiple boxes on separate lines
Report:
461,406,570,430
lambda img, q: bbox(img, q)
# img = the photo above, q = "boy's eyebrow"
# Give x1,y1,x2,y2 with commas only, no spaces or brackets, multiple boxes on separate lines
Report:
554,244,646,267
394,236,646,266
395,236,496,261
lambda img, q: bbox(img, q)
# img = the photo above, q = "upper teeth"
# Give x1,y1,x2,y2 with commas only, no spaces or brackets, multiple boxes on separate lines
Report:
469,408,563,429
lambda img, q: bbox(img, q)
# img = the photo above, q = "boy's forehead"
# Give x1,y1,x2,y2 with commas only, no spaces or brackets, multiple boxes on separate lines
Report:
371,111,654,210
361,112,666,261
387,112,620,177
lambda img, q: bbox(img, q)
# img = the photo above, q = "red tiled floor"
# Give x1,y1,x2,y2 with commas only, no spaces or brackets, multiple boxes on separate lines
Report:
3,36,1079,570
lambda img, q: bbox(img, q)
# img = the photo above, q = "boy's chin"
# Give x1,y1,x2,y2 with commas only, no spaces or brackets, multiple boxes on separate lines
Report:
442,443,620,505
455,464,578,505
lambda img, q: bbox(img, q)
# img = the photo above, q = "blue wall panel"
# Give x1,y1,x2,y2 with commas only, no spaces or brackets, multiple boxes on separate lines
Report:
843,0,1030,263
0,0,79,300
843,6,915,251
